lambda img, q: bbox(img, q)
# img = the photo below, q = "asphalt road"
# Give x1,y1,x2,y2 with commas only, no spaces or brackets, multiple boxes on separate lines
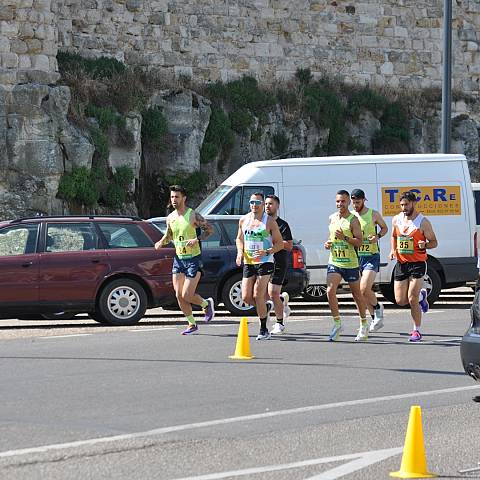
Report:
1,289,479,480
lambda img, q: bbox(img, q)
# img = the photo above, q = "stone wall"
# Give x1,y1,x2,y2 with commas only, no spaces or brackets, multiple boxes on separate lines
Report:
0,0,59,85
54,0,480,92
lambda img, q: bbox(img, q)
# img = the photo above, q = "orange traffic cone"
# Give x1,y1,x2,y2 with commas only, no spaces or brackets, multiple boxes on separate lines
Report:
390,406,437,478
229,317,254,360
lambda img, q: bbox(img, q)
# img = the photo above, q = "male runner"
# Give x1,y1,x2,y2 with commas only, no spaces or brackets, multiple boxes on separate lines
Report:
265,194,293,334
236,192,284,340
324,190,368,342
350,189,388,332
155,185,215,335
388,191,438,342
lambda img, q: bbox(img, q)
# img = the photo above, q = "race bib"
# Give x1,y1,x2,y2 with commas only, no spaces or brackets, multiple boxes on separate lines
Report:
332,240,350,263
175,240,194,257
245,240,263,255
397,235,414,254
358,240,372,256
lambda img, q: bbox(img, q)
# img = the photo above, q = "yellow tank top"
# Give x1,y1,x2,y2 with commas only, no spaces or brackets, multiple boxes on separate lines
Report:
328,213,359,268
355,208,379,256
170,208,201,259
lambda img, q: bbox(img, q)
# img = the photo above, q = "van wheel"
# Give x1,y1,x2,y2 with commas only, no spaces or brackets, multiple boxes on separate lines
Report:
221,272,255,316
302,284,327,302
97,279,147,326
380,266,442,306
423,267,442,305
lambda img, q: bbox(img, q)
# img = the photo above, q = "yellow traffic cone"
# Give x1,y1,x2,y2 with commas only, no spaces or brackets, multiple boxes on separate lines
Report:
390,406,437,478
229,317,254,360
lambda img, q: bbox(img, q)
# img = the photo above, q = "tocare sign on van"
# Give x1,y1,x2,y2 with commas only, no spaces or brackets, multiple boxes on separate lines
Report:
382,186,462,216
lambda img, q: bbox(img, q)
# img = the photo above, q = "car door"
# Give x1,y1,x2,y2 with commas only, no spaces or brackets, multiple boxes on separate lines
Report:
197,221,227,300
0,223,40,310
39,222,109,309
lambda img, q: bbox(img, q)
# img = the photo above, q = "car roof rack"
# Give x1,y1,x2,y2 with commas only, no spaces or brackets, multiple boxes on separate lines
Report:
10,214,143,223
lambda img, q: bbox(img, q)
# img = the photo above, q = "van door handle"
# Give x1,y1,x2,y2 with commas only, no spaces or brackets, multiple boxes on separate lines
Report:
21,261,33,267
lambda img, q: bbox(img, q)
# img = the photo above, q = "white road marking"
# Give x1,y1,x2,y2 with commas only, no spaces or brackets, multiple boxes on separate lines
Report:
171,447,402,480
305,447,403,480
0,385,478,459
38,334,92,339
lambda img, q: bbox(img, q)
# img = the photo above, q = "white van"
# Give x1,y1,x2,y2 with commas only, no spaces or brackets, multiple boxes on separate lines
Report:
196,154,478,304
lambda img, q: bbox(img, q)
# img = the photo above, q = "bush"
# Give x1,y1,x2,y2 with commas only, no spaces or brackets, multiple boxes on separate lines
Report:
295,67,313,85
105,182,126,209
89,127,110,161
113,165,135,189
229,110,254,134
201,107,234,163
57,51,126,79
57,167,100,207
347,87,388,120
272,131,289,156
303,82,344,129
165,171,208,196
142,106,168,150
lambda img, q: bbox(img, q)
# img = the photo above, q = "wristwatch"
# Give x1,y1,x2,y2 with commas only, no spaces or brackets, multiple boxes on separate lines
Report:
344,236,350,243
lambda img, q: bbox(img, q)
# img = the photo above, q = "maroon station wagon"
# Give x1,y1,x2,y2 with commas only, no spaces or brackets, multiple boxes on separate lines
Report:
0,215,175,325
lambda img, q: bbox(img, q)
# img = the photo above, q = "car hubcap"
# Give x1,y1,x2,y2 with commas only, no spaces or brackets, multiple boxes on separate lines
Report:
306,284,327,298
230,280,253,311
108,286,139,319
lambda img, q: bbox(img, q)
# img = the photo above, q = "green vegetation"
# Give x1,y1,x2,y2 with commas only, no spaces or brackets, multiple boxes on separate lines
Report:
347,87,388,120
165,171,208,197
200,107,234,163
142,106,168,150
57,51,126,79
229,110,255,134
295,67,313,86
57,165,135,209
89,127,109,161
373,102,409,151
272,131,289,156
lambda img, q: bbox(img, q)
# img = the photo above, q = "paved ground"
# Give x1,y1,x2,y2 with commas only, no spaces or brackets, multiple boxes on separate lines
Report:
0,289,479,480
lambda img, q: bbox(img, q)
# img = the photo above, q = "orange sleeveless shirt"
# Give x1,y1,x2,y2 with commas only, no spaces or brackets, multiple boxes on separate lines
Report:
393,212,427,263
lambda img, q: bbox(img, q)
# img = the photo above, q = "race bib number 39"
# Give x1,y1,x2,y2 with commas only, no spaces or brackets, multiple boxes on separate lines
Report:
397,236,414,254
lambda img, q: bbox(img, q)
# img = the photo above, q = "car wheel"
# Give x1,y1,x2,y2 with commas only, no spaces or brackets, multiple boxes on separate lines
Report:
41,312,78,320
88,312,109,324
221,272,255,316
302,284,327,302
97,278,148,326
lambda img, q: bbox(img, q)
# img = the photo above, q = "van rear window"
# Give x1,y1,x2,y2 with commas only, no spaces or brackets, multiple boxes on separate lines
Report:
474,191,480,225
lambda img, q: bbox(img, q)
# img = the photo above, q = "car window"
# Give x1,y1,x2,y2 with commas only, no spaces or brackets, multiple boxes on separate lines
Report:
0,224,39,256
46,223,98,252
201,222,222,248
212,186,275,215
98,223,153,248
222,220,240,245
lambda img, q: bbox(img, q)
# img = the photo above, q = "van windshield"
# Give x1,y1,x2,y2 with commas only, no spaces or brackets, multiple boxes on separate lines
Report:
196,185,232,215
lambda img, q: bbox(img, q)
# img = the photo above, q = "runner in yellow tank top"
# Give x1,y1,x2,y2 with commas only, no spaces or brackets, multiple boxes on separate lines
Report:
155,185,215,335
351,189,388,335
324,190,367,342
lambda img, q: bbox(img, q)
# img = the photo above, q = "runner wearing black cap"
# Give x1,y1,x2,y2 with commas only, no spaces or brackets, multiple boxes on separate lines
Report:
351,189,388,334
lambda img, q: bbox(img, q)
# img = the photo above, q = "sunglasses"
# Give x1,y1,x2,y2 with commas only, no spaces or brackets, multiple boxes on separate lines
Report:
249,199,263,206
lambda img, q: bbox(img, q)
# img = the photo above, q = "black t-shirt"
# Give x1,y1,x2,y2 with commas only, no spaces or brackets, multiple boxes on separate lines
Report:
274,217,293,265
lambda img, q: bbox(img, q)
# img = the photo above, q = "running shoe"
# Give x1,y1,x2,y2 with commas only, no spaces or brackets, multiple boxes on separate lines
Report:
280,292,291,319
203,297,215,322
256,329,271,340
181,324,198,335
419,288,429,313
355,324,369,342
271,322,285,335
369,309,384,333
409,330,422,342
328,323,343,341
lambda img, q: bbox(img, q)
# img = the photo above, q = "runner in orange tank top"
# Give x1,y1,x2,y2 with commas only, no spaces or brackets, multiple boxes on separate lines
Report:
388,191,438,342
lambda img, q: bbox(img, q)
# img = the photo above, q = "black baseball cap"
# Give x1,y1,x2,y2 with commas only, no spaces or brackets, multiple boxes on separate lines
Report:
351,189,366,199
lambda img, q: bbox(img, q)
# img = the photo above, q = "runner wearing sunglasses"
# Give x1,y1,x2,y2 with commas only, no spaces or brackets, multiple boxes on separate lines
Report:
236,193,284,340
